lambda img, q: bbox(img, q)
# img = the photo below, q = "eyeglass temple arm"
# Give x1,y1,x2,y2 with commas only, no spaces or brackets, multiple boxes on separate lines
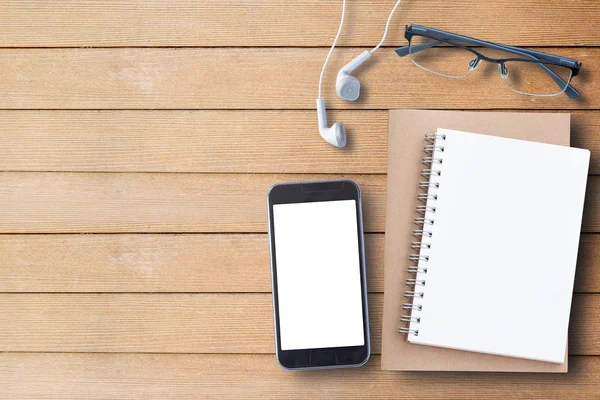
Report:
395,42,435,57
395,41,581,99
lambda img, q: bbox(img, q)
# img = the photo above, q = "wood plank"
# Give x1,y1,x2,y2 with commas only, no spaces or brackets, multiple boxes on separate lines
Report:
0,234,381,293
0,110,387,174
0,0,598,47
0,48,596,109
1,233,599,293
573,111,600,174
3,172,600,233
1,110,599,174
575,235,600,293
0,293,596,354
0,173,387,233
0,354,599,400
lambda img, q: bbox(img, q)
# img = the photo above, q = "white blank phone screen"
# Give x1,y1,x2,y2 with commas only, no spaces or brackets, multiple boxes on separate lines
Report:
273,200,365,351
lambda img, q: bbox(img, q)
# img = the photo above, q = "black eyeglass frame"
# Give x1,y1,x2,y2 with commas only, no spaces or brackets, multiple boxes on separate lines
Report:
395,25,582,98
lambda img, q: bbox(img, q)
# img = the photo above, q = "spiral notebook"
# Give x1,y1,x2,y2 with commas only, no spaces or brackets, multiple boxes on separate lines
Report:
401,128,589,363
382,110,589,372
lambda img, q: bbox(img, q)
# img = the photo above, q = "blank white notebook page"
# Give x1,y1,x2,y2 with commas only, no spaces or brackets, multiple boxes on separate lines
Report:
407,128,590,363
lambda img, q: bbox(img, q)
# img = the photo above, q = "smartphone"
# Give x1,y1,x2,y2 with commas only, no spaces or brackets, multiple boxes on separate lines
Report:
267,179,370,370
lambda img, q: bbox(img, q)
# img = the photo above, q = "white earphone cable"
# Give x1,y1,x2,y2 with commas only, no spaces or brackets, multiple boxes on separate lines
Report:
318,0,346,99
319,0,403,98
370,0,403,53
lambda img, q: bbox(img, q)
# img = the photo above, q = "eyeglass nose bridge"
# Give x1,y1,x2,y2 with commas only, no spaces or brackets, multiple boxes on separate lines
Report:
468,57,482,71
498,63,509,79
467,54,509,79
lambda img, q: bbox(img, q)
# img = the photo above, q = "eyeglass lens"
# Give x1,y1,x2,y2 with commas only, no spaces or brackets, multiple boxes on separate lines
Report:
408,36,573,96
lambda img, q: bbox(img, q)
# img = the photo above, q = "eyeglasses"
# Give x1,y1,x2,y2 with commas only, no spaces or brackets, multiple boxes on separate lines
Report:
394,25,582,98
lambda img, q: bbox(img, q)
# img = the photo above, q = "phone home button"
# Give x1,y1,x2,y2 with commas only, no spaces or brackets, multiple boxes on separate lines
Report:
310,350,336,367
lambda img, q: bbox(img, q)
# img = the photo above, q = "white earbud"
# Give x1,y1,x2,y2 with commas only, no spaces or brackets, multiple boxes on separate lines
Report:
316,98,346,148
315,0,402,147
336,50,371,101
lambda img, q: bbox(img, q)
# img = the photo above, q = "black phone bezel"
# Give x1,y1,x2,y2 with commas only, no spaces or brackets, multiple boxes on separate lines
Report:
267,179,370,370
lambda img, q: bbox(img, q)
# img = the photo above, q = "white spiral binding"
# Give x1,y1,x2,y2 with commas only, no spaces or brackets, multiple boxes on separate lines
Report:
399,132,446,336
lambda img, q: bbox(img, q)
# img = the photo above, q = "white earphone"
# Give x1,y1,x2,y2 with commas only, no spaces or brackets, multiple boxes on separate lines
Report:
317,0,403,148
316,98,347,147
336,50,371,101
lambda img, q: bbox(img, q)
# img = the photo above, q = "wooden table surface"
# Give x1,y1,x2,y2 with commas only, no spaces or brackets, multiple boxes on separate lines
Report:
1,1,599,398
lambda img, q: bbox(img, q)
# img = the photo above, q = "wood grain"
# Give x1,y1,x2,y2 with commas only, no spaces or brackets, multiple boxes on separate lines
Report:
0,354,598,400
0,0,597,397
0,234,380,293
0,48,595,110
0,293,596,355
1,233,599,294
2,172,600,233
1,110,599,174
0,0,599,48
0,110,387,174
0,173,386,233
